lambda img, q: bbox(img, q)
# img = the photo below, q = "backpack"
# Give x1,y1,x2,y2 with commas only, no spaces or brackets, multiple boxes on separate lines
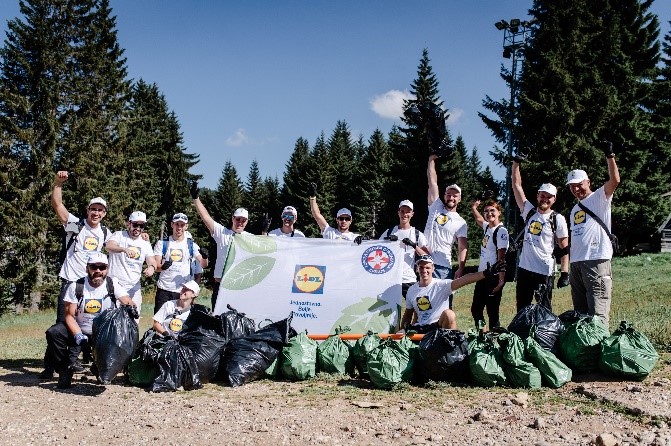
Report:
74,276,116,314
162,237,195,275
59,218,109,265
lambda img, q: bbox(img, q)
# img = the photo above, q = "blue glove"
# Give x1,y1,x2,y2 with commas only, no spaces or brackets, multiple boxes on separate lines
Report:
74,332,88,346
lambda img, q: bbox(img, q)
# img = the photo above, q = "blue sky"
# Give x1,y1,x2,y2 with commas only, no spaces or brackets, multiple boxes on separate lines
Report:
1,1,670,190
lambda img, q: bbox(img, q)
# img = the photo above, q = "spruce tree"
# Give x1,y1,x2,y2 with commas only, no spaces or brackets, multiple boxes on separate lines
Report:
281,137,312,226
243,160,263,234
214,161,244,226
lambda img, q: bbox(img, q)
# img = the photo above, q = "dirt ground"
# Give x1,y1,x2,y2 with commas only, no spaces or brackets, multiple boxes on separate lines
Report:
1,359,671,446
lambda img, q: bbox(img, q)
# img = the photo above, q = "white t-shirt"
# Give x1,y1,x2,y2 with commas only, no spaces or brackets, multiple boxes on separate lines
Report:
322,225,358,241
518,201,569,276
379,226,428,283
268,227,306,237
423,199,468,268
59,213,112,282
63,276,127,335
478,223,509,272
405,278,454,326
211,223,249,280
153,237,201,292
153,300,191,333
107,230,153,290
569,186,613,262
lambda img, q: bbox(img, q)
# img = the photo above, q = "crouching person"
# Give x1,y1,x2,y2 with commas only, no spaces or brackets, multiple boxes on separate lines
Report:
152,280,200,337
398,254,505,333
44,253,134,389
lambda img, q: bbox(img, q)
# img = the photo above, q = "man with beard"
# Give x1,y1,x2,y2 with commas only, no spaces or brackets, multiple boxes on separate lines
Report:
309,182,359,242
106,211,157,313
424,155,468,280
191,181,247,309
153,212,208,314
44,253,134,388
512,158,569,312
379,200,430,299
566,141,620,326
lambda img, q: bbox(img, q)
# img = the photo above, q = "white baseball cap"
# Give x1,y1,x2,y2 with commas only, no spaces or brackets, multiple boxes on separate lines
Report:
414,254,435,266
88,197,107,209
87,252,109,265
233,208,249,219
282,206,298,217
181,280,200,296
445,184,462,194
128,211,147,222
398,200,414,210
566,169,589,185
172,212,188,223
336,208,352,218
537,183,557,196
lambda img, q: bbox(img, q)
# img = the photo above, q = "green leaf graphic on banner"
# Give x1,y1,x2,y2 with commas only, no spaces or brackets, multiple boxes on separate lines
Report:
331,297,396,334
222,256,275,290
235,233,277,254
222,243,236,276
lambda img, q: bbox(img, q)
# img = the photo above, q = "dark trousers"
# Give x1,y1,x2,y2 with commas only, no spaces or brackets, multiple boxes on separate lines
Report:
46,280,78,371
154,288,180,315
471,275,503,329
211,280,221,311
44,322,78,372
515,267,554,312
55,279,71,323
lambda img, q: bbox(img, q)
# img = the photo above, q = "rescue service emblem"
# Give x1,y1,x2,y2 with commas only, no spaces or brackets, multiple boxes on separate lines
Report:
416,296,432,311
361,245,395,275
169,248,184,262
84,298,103,314
292,265,326,294
574,210,586,225
83,236,99,251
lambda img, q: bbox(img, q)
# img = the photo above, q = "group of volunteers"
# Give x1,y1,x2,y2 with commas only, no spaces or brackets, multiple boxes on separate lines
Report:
39,138,619,388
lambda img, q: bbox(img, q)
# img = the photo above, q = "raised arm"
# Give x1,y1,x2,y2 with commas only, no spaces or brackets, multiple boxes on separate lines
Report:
427,154,440,205
604,154,620,198
511,161,527,213
309,196,328,233
51,171,71,225
471,200,484,227
192,197,216,234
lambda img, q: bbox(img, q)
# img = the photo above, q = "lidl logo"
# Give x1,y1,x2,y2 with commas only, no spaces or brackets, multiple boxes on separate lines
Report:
361,245,395,275
292,265,326,294
83,236,99,251
127,246,141,260
481,235,489,248
169,318,183,332
416,296,432,311
574,210,586,225
435,213,450,226
528,221,543,235
84,298,102,314
169,248,184,262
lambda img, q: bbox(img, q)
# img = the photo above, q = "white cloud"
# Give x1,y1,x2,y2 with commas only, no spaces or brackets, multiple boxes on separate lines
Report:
446,107,464,125
225,128,249,147
370,89,414,120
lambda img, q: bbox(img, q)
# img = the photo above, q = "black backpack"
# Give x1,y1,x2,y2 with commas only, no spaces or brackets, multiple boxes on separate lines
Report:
59,218,109,265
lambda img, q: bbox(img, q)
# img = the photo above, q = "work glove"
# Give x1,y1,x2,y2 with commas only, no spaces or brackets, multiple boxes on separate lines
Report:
384,234,399,242
354,235,370,245
553,245,569,261
308,182,317,197
74,332,88,346
599,140,615,158
162,330,177,341
557,272,570,288
161,259,173,271
483,259,506,278
199,247,209,260
189,180,199,199
262,213,272,233
401,238,417,248
125,305,140,320
512,150,528,163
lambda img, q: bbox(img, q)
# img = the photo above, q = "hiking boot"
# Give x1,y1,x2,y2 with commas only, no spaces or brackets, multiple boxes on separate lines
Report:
82,352,92,365
38,367,55,380
57,367,74,389
71,361,85,373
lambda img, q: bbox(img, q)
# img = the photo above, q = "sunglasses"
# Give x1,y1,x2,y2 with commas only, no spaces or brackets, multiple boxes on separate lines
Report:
130,222,146,229
281,214,295,221
337,216,351,221
88,263,108,271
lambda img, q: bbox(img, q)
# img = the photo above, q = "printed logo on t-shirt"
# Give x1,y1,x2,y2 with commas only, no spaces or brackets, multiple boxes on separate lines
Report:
435,214,450,226
127,246,141,260
574,210,586,225
481,235,489,248
169,318,183,332
528,220,543,236
83,235,100,251
84,298,103,314
416,296,432,311
169,248,184,262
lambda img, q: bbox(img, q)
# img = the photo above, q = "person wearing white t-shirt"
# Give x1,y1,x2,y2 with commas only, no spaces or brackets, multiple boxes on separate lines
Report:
566,141,620,326
424,155,468,280
106,211,157,311
379,200,429,298
264,205,306,238
153,280,200,336
470,199,509,329
153,212,207,314
308,182,360,242
398,254,506,333
512,158,570,312
190,181,248,310
44,253,134,388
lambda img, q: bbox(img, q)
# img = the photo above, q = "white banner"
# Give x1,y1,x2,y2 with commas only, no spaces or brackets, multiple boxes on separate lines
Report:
213,234,404,334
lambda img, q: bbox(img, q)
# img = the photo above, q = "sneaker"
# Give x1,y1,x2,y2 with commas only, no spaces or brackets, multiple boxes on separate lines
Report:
71,361,85,373
57,367,73,389
38,368,54,380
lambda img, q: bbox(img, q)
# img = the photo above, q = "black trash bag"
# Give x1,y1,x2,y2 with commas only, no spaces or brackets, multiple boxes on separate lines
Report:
507,304,564,351
558,310,586,325
221,315,297,387
128,329,166,387
179,307,228,384
138,328,167,363
91,305,139,384
218,304,256,341
151,339,202,392
417,328,470,384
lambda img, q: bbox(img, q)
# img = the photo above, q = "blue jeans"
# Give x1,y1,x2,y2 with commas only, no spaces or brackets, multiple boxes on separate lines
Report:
432,264,453,280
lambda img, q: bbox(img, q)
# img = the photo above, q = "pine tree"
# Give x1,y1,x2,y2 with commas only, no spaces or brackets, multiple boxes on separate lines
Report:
305,133,336,237
243,160,263,234
214,161,244,226
327,120,357,212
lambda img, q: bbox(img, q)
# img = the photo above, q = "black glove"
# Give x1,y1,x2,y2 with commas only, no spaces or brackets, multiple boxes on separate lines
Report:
483,259,506,278
557,272,570,288
354,235,370,245
308,182,317,197
512,151,528,163
189,180,199,199
161,259,173,271
599,140,615,158
125,305,139,319
199,247,209,260
162,331,177,341
552,245,569,261
262,213,272,233
384,234,399,242
401,238,417,249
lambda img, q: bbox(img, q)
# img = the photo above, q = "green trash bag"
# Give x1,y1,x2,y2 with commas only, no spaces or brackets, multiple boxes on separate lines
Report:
498,332,542,389
524,327,572,388
367,337,414,389
264,356,282,378
599,321,659,380
467,322,508,387
317,326,354,375
127,356,159,387
281,331,318,381
352,330,381,377
558,315,609,373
